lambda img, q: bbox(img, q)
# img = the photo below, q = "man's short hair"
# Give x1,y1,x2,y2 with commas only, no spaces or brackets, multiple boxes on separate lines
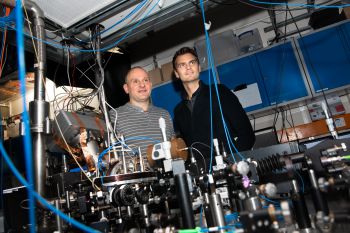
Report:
172,47,199,70
124,66,146,83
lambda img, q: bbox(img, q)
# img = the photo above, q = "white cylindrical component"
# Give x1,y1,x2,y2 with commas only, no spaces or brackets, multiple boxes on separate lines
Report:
159,117,167,142
326,118,338,139
213,138,221,156
264,183,278,198
321,102,330,119
237,161,250,176
162,141,172,160
215,156,224,166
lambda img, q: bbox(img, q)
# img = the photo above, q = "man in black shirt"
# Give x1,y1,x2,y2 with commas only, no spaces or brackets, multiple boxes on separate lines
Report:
172,47,255,171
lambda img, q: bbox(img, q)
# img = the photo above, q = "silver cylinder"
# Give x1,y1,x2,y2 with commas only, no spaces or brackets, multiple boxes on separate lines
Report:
138,147,144,172
209,193,226,233
32,133,47,196
23,0,48,198
244,196,262,211
140,204,150,227
308,169,318,188
54,200,62,233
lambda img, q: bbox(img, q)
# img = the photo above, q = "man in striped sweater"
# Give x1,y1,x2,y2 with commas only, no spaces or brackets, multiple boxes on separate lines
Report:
110,67,175,170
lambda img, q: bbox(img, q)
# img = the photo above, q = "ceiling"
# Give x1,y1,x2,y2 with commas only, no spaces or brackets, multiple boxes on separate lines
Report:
28,0,265,63
35,0,215,46
2,0,261,104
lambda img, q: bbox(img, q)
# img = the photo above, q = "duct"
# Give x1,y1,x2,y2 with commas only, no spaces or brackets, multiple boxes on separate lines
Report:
27,0,49,198
3,0,49,197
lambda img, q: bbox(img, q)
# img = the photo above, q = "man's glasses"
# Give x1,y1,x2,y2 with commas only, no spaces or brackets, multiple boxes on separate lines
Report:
176,59,198,69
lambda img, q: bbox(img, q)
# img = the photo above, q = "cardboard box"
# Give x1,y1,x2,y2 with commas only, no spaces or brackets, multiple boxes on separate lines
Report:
148,67,163,86
161,62,175,82
343,7,350,19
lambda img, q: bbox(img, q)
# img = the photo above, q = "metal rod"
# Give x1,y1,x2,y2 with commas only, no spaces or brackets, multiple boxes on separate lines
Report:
291,180,312,229
210,193,226,233
308,169,329,215
174,173,195,229
138,147,144,172
54,200,62,233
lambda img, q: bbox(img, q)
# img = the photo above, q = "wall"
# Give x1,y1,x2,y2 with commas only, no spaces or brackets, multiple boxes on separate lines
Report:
130,0,349,135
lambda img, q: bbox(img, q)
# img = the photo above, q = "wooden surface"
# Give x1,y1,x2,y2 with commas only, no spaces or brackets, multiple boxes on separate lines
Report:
277,113,350,143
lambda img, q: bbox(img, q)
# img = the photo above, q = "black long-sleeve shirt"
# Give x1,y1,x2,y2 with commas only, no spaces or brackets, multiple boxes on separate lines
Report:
174,82,255,169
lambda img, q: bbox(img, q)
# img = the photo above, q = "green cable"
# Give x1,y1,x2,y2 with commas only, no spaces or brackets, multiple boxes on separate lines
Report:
343,155,350,160
178,227,201,233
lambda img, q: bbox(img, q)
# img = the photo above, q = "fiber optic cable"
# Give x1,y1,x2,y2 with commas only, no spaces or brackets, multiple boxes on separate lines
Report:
15,1,35,232
5,0,161,53
199,0,245,168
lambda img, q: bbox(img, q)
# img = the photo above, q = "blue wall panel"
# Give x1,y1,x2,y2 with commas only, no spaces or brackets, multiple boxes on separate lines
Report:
298,25,350,93
254,42,309,105
217,55,269,112
151,82,181,119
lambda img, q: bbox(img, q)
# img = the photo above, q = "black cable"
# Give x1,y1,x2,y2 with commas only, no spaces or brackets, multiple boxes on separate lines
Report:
239,0,336,11
209,0,239,5
252,114,256,131
287,104,300,142
269,3,288,135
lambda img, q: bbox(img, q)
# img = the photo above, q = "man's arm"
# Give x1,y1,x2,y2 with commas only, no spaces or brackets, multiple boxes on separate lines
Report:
219,85,255,151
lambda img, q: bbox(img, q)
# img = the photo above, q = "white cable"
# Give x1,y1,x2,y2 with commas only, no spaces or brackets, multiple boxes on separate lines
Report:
190,146,207,172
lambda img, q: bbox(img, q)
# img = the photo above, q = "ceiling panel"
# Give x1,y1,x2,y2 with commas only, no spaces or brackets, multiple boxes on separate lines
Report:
34,0,117,28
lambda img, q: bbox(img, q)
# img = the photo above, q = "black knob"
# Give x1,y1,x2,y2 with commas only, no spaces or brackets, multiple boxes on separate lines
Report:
136,188,149,204
118,185,135,206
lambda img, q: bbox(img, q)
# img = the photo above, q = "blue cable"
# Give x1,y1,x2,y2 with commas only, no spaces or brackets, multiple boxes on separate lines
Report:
15,2,35,232
89,0,149,40
5,0,161,53
0,9,16,27
0,112,3,211
199,0,244,165
223,123,245,160
208,46,214,173
198,0,219,173
0,142,100,233
199,204,204,228
200,0,238,161
249,0,350,8
258,194,280,206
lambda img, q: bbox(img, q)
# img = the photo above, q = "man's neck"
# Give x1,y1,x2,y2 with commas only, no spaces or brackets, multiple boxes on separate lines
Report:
129,100,150,112
183,79,200,100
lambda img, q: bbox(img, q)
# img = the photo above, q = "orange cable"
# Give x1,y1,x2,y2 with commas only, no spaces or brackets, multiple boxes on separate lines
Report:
0,7,11,77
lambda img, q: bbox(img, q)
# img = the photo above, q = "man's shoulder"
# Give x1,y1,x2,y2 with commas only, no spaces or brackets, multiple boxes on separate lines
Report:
151,105,171,115
216,84,233,95
174,101,186,112
111,104,132,118
116,103,132,112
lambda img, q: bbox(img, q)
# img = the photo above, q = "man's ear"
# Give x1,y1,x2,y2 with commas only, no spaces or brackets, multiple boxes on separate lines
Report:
174,70,180,79
123,83,129,94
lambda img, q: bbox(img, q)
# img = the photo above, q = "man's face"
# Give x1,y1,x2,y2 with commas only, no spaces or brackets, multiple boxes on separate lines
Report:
174,53,201,83
123,68,152,103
